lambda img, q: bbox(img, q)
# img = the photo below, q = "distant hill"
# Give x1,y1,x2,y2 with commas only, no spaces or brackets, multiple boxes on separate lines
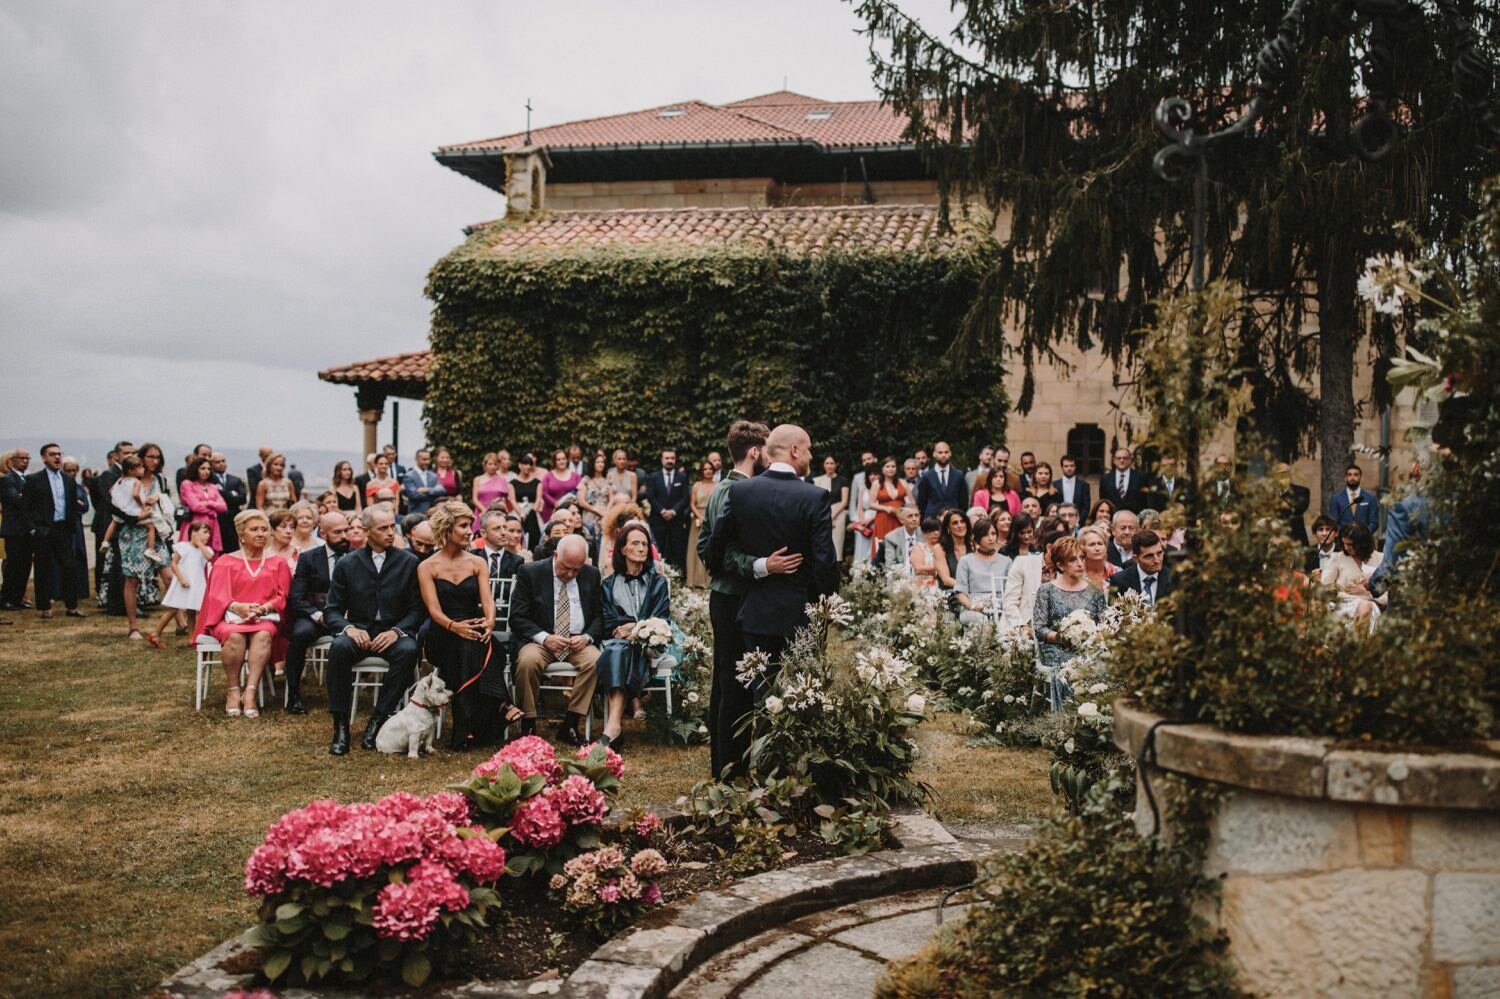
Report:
0,437,362,493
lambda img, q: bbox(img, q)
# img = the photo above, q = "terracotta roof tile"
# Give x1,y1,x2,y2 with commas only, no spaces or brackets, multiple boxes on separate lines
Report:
732,99,912,148
461,205,955,258
724,90,827,107
318,350,431,385
439,100,808,154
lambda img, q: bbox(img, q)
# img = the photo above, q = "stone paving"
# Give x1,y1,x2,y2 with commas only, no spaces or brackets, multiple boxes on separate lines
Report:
668,887,977,998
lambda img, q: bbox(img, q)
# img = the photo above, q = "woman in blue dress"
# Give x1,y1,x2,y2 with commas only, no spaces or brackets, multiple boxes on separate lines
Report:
597,522,670,751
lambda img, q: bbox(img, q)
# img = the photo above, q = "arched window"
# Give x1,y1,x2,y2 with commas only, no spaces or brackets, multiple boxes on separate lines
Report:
1066,424,1107,477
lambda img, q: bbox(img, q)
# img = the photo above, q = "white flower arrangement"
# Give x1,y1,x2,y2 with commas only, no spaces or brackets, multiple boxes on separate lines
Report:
735,650,773,688
1058,609,1098,648
1357,252,1426,316
764,695,784,715
805,593,855,628
1077,701,1101,720
628,617,673,651
906,693,927,715
852,646,916,691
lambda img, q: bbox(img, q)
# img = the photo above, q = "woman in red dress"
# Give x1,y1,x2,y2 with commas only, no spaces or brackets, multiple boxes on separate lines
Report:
195,510,292,718
868,456,909,546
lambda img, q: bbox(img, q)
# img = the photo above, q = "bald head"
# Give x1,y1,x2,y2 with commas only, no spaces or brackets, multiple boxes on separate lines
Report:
553,534,590,581
765,424,814,476
319,511,349,548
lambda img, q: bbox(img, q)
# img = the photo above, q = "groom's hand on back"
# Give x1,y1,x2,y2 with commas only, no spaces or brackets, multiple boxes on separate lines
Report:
765,547,803,575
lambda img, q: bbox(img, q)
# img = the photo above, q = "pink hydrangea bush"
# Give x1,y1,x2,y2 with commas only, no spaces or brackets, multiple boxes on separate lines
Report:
448,739,624,877
548,846,669,934
244,790,503,987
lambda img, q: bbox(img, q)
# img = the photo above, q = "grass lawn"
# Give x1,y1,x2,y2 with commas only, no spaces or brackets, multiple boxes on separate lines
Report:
0,609,1052,999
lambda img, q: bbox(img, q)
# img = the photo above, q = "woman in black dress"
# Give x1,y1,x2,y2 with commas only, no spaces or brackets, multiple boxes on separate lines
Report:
508,453,543,549
418,500,522,749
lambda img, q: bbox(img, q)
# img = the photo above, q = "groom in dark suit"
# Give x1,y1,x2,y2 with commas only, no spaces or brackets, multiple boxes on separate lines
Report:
914,441,968,518
705,423,839,756
643,448,690,572
323,505,425,755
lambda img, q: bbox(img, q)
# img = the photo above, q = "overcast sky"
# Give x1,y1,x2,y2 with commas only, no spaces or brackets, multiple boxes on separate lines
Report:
0,0,955,459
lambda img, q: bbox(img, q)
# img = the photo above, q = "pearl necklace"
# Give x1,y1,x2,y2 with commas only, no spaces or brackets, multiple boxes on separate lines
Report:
240,551,269,578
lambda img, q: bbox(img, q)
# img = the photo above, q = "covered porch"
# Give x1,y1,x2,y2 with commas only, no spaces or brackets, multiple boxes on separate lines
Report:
317,350,429,459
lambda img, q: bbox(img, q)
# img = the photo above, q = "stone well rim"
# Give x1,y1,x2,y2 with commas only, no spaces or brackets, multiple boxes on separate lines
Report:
1112,699,1500,811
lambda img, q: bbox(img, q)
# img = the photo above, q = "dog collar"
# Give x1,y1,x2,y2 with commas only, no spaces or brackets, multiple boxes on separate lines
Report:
409,701,442,713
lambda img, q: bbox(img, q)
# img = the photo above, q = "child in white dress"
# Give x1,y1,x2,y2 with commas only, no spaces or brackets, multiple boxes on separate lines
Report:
146,522,214,648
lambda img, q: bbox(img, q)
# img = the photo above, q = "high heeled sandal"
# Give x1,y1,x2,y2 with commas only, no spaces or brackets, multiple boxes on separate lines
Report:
242,687,260,719
225,686,243,717
145,634,167,650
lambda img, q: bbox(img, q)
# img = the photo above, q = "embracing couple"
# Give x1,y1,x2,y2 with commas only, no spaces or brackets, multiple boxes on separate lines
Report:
700,422,840,779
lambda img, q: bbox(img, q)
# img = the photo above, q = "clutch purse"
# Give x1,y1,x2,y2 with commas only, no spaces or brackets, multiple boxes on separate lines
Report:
225,610,281,624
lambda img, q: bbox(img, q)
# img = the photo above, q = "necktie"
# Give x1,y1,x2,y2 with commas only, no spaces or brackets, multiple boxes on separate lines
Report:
489,551,500,577
554,581,572,640
1143,575,1157,605
1117,471,1125,493
939,469,947,488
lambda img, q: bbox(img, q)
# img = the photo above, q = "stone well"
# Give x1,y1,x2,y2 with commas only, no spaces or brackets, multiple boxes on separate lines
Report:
1113,700,1500,999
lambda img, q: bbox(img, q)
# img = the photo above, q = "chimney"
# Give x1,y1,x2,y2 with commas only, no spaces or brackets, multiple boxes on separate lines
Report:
502,147,551,215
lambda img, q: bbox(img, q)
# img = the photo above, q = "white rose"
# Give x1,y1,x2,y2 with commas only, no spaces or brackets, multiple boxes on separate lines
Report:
995,722,1005,733
686,691,700,703
1002,694,1015,704
905,693,927,714
697,724,708,734
1077,702,1100,719
1064,738,1076,754
764,696,784,715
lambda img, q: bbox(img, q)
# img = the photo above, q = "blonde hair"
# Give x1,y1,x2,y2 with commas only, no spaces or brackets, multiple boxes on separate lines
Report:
265,453,287,474
1078,525,1110,553
234,509,270,532
427,500,472,544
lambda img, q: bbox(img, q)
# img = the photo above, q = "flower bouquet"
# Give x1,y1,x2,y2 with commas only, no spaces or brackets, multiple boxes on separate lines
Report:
628,616,673,652
1057,608,1099,649
243,791,504,987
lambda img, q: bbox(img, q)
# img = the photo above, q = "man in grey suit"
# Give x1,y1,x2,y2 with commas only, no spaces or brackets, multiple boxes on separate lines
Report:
881,505,922,574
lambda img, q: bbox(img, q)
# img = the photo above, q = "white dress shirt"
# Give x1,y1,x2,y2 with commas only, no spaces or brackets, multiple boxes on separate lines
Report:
1060,477,1077,504
531,567,585,644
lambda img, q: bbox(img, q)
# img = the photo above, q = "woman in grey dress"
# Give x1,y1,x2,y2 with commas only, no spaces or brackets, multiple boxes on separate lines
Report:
1032,535,1106,710
954,515,1011,630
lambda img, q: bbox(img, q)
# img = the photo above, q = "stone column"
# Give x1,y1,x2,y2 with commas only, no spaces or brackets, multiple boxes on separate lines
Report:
359,409,381,462
355,384,387,462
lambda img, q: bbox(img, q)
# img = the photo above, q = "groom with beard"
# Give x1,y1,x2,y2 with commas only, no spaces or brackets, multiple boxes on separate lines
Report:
284,511,351,715
705,423,839,773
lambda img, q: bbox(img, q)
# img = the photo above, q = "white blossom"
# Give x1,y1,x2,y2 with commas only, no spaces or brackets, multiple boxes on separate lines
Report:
1002,694,1016,704
1064,738,1076,754
1087,682,1110,695
764,696,784,715
905,693,927,714
1077,701,1101,719
1357,253,1423,316
734,650,773,688
686,691,700,703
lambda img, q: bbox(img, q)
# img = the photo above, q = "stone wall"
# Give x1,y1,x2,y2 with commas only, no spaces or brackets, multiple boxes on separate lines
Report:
1114,701,1500,999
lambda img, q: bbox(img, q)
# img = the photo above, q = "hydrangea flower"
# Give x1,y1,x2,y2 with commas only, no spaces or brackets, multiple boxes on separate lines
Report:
509,794,566,848
550,775,609,825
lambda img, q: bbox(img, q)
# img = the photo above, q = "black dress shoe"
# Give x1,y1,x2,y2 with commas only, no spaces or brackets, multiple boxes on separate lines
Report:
330,718,351,756
361,713,387,750
553,718,587,747
65,609,86,618
286,697,308,715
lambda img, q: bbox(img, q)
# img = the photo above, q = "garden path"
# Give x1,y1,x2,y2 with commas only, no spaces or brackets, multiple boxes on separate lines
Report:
668,885,977,998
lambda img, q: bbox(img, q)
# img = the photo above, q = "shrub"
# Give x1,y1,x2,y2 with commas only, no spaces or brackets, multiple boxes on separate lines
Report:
876,776,1243,998
447,737,623,876
548,846,668,936
649,585,713,745
243,791,504,987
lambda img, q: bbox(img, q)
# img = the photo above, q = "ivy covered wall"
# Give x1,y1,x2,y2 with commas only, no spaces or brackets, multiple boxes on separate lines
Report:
423,228,1008,473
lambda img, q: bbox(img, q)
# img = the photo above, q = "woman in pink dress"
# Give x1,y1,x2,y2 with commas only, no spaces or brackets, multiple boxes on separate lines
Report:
433,447,463,503
471,452,509,520
178,456,227,553
195,509,292,718
539,449,581,522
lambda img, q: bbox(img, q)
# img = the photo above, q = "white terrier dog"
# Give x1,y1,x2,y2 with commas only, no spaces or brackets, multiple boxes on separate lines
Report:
375,673,452,757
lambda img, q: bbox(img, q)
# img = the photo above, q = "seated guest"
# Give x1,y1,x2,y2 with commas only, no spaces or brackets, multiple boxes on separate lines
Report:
1001,512,1039,560
509,535,603,745
323,505,425,755
345,511,367,549
284,511,350,714
1020,495,1043,520
1055,503,1081,536
419,501,522,751
178,455,227,553
934,509,970,590
532,511,573,562
503,513,533,564
407,519,437,561
316,490,339,514
1307,513,1340,574
195,509,292,718
975,465,1021,517
1032,535,1107,710
475,509,526,582
1079,525,1119,586
1107,510,1139,567
1000,526,1066,632
881,505,923,575
265,509,300,570
596,523,671,750
1108,529,1174,606
955,515,1011,630
1322,522,1383,634
290,501,321,554
909,516,943,586
1087,498,1116,530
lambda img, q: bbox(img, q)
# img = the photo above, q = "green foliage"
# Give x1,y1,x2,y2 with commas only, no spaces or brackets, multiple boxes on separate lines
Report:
876,776,1243,999
682,775,809,875
423,234,1008,470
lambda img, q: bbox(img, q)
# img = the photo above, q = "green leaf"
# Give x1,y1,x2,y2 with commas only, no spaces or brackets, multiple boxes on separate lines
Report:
263,949,292,981
402,950,432,987
274,902,304,921
323,921,351,941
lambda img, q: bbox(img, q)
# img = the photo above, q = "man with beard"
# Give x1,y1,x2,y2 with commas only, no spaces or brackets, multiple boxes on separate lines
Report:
284,512,350,715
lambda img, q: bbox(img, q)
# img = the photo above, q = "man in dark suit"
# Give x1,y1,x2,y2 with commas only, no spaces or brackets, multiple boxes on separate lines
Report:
245,445,272,504
1145,454,1192,510
323,505,426,755
643,448,690,571
914,440,967,518
509,535,603,746
1108,530,1175,606
1106,509,1139,568
285,512,350,716
210,451,246,552
1099,446,1147,513
475,510,526,583
1056,454,1091,518
1,448,36,611
24,443,85,618
1327,463,1380,534
1273,462,1312,546
705,422,839,673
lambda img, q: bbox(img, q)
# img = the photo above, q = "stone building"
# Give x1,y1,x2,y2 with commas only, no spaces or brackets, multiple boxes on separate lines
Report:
322,90,1422,510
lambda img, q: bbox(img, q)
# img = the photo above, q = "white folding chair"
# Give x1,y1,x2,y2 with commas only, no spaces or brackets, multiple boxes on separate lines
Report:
195,634,274,710
349,656,390,725
286,634,335,708
641,653,678,716
539,661,595,739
